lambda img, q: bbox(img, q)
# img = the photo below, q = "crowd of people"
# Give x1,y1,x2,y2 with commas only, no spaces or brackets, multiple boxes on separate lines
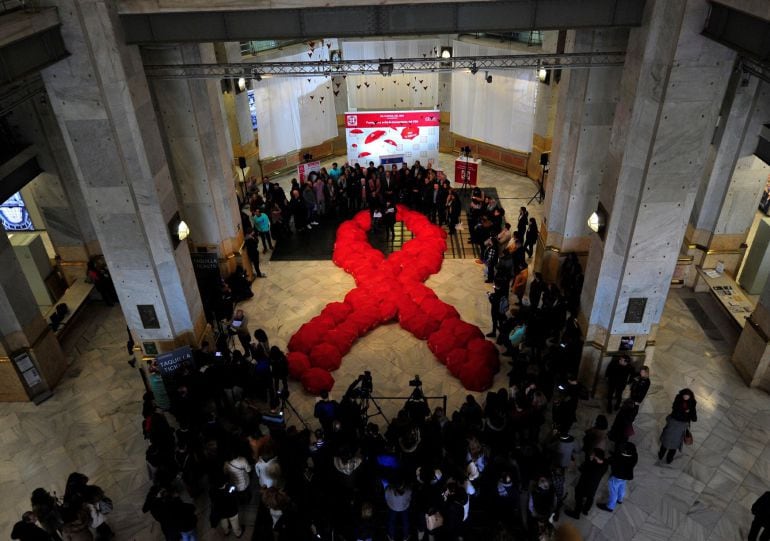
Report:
11,158,770,541
12,474,114,541
241,160,467,242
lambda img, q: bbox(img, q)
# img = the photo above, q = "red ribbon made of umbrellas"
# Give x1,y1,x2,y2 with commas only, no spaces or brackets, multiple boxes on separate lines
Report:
286,206,500,395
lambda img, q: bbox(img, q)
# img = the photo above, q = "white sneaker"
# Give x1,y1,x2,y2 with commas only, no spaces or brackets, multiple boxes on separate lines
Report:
311,221,319,225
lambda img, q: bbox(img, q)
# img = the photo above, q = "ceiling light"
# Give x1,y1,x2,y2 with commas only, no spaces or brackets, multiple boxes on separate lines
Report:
378,59,394,76
237,77,246,91
440,47,452,59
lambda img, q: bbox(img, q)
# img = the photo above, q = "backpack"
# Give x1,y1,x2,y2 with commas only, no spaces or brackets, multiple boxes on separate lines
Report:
498,296,510,316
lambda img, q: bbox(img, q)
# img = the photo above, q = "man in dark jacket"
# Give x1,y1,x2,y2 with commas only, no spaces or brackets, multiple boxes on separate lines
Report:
565,448,608,518
750,491,770,541
598,442,638,512
629,366,651,407
605,355,633,413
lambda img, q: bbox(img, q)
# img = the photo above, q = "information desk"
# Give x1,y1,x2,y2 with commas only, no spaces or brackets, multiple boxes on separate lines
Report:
695,268,754,328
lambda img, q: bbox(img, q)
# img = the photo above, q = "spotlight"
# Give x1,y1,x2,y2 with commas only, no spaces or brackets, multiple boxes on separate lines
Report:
485,72,492,84
538,67,547,82
469,63,478,75
254,72,263,82
378,59,394,76
440,46,452,59
237,77,246,91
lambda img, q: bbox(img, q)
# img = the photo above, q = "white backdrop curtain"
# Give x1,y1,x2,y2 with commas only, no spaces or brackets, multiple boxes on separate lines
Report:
342,39,440,110
251,47,337,158
450,41,538,151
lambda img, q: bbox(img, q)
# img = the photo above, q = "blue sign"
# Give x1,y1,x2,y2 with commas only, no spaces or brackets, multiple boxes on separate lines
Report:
247,89,258,131
0,192,33,231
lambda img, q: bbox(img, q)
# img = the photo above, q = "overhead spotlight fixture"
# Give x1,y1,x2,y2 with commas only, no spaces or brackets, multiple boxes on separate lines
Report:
470,63,479,75
440,46,452,59
485,72,492,84
237,77,246,91
378,59,394,76
538,67,547,82
254,72,263,82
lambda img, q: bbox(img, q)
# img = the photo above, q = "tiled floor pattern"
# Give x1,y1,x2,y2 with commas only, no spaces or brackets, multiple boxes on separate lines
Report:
1,156,769,540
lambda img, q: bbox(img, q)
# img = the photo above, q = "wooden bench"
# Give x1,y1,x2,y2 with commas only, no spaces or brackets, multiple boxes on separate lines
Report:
43,278,95,338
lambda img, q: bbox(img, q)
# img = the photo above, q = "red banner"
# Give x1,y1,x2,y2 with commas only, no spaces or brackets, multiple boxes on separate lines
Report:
345,111,440,129
454,159,479,186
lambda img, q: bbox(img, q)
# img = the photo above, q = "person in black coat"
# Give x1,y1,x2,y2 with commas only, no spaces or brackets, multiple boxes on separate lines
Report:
749,491,770,541
516,206,529,240
565,449,609,518
524,217,539,258
608,399,638,448
11,512,52,541
598,442,638,512
209,475,243,537
605,355,633,413
446,190,462,235
629,366,651,413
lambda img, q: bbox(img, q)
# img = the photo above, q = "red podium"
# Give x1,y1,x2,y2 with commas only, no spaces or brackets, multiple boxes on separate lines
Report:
454,157,480,186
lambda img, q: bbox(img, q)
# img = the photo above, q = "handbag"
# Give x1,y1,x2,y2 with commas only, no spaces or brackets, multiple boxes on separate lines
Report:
425,511,444,531
683,428,693,446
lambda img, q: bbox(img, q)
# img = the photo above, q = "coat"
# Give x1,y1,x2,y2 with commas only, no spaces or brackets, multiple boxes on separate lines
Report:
660,414,689,451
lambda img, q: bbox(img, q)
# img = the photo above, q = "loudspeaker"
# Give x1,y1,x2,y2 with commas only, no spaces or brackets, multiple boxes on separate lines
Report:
540,152,550,166
238,157,247,169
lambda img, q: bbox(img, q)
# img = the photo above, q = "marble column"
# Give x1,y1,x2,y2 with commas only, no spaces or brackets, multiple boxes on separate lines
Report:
537,28,628,281
143,43,243,272
40,0,206,354
733,279,770,391
578,0,736,389
0,232,66,401
215,42,259,175
686,77,770,279
527,31,561,183
9,97,100,283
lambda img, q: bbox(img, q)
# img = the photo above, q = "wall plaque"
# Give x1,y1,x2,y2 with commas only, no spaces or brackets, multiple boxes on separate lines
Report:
142,341,158,356
624,297,647,324
137,304,160,329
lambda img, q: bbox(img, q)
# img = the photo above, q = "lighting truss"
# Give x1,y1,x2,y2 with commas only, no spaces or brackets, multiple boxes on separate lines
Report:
739,56,770,85
143,51,626,80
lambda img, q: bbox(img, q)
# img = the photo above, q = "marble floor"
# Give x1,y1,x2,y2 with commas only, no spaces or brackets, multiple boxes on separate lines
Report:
2,156,769,540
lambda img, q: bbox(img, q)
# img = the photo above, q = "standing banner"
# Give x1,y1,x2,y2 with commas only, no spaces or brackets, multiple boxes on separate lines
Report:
155,346,195,377
297,160,321,182
345,111,440,167
454,157,480,185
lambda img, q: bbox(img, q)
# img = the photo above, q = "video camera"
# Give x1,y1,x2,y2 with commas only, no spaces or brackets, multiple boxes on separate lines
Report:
345,370,374,399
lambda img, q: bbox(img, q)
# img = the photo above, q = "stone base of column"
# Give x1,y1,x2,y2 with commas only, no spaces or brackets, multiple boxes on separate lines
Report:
578,323,653,397
732,316,770,392
0,328,66,402
684,226,748,283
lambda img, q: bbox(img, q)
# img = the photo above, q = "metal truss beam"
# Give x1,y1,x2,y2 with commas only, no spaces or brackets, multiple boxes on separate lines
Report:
144,51,625,80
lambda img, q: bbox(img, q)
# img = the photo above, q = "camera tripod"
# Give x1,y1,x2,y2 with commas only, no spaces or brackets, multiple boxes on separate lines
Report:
279,389,309,430
360,392,390,426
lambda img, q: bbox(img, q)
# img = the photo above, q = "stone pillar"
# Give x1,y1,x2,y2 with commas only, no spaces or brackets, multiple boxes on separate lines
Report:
685,76,770,280
9,97,101,283
527,31,561,182
40,0,206,354
537,28,628,281
215,42,259,175
733,280,770,392
0,232,67,401
578,0,736,390
143,43,243,273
